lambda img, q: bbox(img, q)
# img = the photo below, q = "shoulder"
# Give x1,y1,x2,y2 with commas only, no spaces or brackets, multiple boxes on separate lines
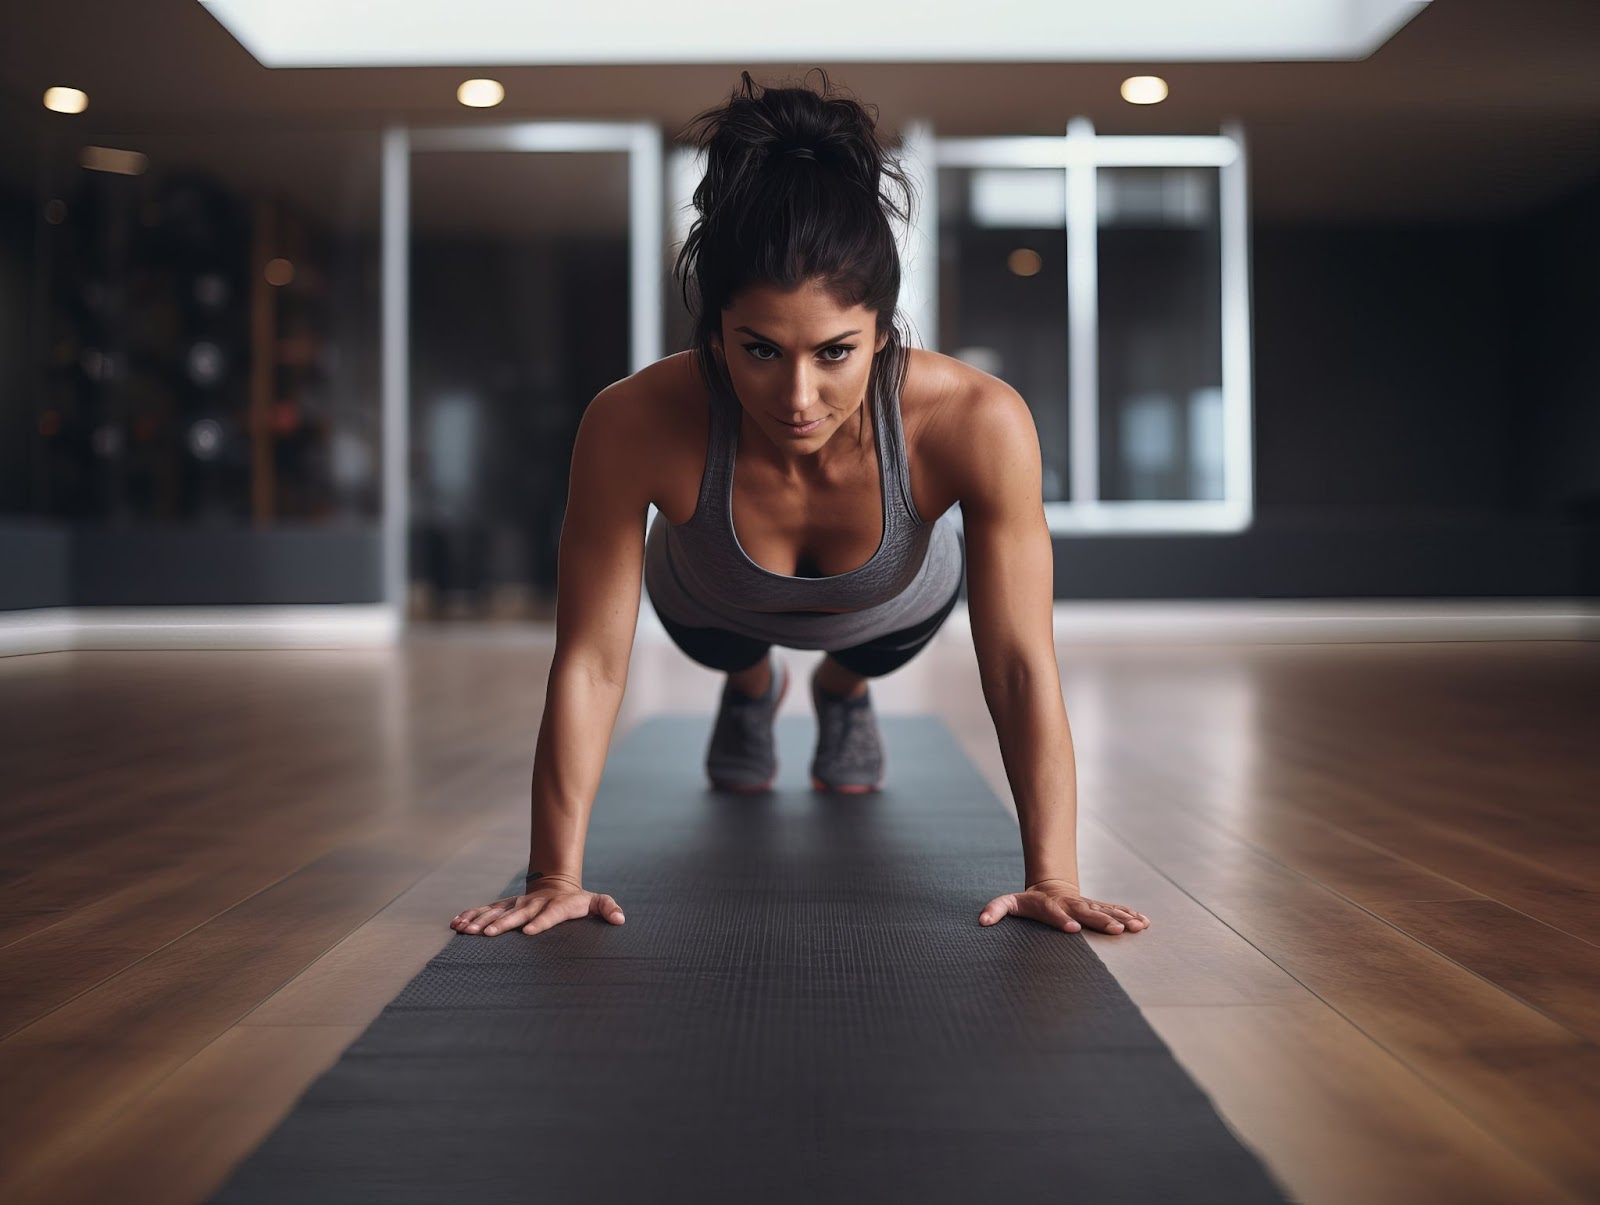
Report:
572,352,707,506
902,348,1038,513
584,351,700,435
577,351,708,470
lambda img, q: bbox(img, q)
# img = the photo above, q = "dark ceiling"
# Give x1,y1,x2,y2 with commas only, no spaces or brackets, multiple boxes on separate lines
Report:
1,0,1598,228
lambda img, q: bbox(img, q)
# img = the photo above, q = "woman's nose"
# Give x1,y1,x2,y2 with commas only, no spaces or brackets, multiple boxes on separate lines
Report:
785,365,813,412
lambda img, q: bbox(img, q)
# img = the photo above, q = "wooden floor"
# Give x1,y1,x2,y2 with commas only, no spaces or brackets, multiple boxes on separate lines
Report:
1,626,1596,1204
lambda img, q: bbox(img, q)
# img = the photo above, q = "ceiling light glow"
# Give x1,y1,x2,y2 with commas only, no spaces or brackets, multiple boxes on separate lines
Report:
44,87,88,114
1121,76,1169,105
1008,248,1043,277
457,78,505,108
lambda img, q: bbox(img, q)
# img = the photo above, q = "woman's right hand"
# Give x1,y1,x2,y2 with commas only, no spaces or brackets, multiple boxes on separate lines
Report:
450,875,625,937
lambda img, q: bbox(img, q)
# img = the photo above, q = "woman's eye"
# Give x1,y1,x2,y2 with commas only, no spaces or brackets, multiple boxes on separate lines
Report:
741,343,854,362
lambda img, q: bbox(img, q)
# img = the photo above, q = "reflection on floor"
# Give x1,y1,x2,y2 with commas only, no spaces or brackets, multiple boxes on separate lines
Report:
0,626,1596,1204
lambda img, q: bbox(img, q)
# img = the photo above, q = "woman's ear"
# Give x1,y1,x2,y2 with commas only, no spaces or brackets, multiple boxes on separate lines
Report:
710,333,725,364
874,328,889,354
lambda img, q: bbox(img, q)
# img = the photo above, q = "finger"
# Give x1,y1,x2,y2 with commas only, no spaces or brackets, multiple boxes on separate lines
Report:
454,904,508,930
464,905,513,933
590,893,626,924
977,893,1020,926
1105,905,1148,930
1070,900,1124,932
484,902,543,936
525,898,584,935
1016,894,1081,932
1046,900,1082,932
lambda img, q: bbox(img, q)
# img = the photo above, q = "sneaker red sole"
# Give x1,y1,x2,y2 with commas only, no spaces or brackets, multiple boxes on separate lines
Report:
810,777,882,794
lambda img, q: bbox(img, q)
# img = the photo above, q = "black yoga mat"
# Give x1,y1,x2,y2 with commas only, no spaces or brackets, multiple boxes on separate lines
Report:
209,714,1294,1204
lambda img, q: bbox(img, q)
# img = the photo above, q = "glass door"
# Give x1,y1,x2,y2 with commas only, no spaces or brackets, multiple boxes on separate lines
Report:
383,123,662,621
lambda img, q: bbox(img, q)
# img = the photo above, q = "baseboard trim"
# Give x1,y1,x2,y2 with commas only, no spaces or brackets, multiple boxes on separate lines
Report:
968,599,1599,644
0,605,402,657
6,598,1595,658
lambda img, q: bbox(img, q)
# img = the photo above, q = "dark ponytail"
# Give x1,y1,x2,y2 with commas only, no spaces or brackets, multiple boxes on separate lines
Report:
673,69,918,433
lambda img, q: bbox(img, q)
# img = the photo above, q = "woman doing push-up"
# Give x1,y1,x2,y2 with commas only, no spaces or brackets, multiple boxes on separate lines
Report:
451,69,1150,943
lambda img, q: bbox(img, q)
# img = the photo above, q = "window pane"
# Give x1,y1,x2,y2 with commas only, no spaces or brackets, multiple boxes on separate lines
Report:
408,149,631,616
936,166,1071,502
1096,166,1223,501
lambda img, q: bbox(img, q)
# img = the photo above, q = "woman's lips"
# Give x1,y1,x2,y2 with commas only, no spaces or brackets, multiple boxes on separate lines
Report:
781,416,824,433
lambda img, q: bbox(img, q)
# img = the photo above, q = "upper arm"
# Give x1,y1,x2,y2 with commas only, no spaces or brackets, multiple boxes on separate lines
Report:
554,380,655,685
948,380,1055,681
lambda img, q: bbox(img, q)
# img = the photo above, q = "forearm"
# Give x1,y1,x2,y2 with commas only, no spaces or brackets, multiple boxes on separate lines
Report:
982,662,1081,889
527,653,628,884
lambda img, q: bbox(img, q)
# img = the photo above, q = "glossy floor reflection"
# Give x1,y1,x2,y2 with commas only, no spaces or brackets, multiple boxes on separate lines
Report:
0,626,1595,1203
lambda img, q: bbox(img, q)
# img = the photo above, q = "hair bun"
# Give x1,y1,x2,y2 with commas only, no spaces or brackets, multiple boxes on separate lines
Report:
672,68,918,423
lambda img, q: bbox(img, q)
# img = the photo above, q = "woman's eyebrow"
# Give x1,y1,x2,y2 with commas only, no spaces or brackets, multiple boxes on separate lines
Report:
734,325,862,350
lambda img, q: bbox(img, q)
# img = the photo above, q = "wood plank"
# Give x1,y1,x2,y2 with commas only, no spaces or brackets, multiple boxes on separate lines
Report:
0,823,452,1197
1142,1003,1587,1205
1,1024,365,1205
1094,796,1600,1199
240,814,529,1027
1363,898,1600,1043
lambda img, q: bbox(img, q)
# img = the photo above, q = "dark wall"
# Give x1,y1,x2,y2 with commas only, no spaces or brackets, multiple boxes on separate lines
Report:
1039,171,1599,600
68,525,381,605
0,522,70,610
1252,224,1515,512
1506,170,1600,517
0,123,34,516
0,522,381,608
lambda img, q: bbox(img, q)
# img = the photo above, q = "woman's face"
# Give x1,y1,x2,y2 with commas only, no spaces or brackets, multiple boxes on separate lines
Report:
714,278,888,453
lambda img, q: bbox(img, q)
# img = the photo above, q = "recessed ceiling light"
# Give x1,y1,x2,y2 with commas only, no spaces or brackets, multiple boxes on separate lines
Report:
1008,248,1043,277
457,78,505,108
44,87,88,114
1121,76,1169,105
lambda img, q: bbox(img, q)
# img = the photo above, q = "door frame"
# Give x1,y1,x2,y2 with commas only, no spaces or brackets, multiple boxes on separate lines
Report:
380,122,665,617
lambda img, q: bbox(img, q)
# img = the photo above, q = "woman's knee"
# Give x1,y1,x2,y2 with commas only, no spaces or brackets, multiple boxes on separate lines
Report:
656,613,769,674
826,645,919,680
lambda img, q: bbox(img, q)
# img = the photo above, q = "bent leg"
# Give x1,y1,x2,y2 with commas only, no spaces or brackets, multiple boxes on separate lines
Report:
826,580,962,680
809,583,963,793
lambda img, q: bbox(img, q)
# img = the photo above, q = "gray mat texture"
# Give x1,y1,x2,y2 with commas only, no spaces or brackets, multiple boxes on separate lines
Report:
209,714,1295,1203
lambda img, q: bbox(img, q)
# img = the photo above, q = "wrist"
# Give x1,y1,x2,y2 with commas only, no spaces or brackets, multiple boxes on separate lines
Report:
1028,876,1080,893
526,870,582,889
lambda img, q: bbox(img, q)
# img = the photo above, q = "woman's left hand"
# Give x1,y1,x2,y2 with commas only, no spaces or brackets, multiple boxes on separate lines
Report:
979,881,1150,934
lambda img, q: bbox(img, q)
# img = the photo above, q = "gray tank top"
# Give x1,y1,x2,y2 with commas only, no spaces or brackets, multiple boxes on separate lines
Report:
643,352,965,652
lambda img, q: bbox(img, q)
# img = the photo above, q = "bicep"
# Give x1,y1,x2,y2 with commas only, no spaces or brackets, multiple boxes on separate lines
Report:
554,386,652,684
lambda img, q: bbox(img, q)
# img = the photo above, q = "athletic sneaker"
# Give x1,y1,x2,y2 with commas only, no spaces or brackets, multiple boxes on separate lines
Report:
809,666,884,793
705,654,790,792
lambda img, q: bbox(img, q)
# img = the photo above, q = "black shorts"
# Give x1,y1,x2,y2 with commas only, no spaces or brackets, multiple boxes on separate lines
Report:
655,578,962,679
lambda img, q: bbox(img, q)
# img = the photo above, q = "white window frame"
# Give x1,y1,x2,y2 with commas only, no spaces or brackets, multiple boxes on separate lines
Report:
919,120,1254,535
